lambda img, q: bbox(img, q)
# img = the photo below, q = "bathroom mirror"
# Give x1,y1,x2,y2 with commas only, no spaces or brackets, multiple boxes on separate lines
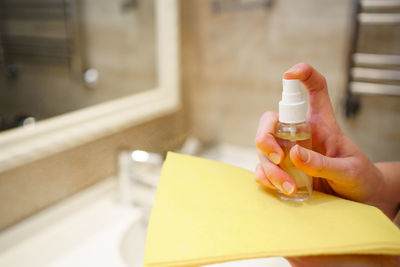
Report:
0,0,162,126
0,0,179,172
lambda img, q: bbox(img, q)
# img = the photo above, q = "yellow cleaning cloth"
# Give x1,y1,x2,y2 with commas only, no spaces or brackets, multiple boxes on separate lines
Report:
144,152,400,266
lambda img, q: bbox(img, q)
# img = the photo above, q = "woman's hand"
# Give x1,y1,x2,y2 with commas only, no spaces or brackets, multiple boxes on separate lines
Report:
254,63,398,219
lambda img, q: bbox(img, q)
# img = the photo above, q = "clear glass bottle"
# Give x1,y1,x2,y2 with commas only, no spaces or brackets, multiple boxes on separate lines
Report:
274,79,313,202
275,122,312,201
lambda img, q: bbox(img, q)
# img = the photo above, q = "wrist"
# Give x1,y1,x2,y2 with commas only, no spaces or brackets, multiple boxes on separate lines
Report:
369,163,400,220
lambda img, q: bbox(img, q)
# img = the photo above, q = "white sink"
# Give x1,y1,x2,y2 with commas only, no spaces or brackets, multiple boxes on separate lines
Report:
0,179,141,267
119,218,148,267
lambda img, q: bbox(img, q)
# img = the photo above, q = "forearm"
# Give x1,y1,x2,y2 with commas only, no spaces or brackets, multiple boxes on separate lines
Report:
374,162,400,221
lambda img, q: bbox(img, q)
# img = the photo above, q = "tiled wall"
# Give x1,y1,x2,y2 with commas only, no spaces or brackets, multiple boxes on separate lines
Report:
181,0,400,162
182,0,350,145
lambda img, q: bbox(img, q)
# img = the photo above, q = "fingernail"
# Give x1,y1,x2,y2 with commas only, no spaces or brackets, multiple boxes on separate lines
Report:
282,181,295,195
284,67,300,76
269,152,281,164
254,168,262,182
297,145,309,163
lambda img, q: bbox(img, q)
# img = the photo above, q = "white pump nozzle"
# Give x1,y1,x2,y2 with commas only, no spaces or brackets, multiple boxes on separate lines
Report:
279,79,306,123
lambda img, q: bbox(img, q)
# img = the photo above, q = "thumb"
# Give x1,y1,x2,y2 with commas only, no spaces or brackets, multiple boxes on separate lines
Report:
290,145,354,184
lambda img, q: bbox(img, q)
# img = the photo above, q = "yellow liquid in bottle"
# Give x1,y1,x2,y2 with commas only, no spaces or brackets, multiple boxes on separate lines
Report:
274,129,312,201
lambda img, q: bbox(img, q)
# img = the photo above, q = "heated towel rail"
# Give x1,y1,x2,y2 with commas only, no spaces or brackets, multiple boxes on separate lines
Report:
345,0,400,117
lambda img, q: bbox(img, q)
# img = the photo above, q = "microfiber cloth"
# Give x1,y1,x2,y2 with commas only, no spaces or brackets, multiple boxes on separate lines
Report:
144,152,400,267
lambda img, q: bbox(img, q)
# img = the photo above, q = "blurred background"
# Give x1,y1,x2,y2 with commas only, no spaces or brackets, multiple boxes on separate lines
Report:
0,0,399,266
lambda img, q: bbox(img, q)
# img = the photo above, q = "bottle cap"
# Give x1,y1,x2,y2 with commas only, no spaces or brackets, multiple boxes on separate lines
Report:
279,79,306,123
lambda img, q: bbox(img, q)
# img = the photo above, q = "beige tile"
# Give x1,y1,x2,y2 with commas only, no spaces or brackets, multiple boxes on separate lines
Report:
183,0,351,146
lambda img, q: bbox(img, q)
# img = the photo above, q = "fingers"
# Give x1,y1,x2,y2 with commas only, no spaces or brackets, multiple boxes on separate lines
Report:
290,145,355,184
283,62,336,123
283,62,327,94
255,111,284,164
254,112,297,195
254,163,275,189
256,149,297,195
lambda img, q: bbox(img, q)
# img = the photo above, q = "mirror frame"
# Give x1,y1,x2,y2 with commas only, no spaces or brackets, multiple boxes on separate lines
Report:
0,0,180,173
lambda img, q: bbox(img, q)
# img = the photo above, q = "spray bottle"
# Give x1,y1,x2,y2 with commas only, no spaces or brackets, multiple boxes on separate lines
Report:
274,79,312,201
